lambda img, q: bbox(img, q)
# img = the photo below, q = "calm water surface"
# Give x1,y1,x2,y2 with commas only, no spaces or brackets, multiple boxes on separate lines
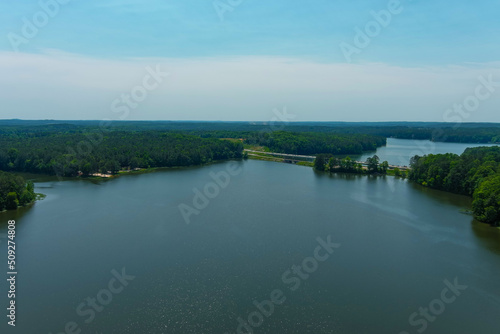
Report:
352,138,498,166
0,140,499,334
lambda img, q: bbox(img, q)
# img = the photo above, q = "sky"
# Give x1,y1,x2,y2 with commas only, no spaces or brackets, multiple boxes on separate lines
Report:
0,0,499,122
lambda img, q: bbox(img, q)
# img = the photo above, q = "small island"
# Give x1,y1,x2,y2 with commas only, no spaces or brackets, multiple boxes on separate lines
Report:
313,154,408,177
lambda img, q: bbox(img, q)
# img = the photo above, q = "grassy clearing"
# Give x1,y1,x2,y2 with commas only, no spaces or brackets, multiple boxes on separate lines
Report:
244,145,271,152
297,161,314,167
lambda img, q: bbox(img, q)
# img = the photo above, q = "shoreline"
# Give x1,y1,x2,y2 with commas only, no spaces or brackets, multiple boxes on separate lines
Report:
247,154,500,227
247,153,408,177
0,193,46,214
7,158,246,183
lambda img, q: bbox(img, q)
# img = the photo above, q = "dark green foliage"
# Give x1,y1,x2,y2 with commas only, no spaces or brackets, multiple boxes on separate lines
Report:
337,156,356,173
0,129,244,176
366,155,380,174
472,175,500,226
379,161,389,174
0,172,35,211
328,157,339,173
1,120,500,143
317,153,390,175
6,192,18,210
0,124,383,175
314,154,329,171
409,146,500,225
247,131,386,155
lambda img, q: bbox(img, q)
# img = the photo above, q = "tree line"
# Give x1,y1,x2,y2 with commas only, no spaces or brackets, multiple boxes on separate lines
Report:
313,154,403,176
1,121,499,143
0,171,35,211
245,131,387,155
0,125,387,177
0,129,244,177
409,146,500,226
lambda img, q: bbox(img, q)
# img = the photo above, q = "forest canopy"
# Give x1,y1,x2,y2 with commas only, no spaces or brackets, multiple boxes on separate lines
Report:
0,125,387,176
244,131,386,155
0,129,244,176
409,146,500,226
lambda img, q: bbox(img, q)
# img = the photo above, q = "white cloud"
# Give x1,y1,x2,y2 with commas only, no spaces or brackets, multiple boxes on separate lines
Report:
1,51,499,122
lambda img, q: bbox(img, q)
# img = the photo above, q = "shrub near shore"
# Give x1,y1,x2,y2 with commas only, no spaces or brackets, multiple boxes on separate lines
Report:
0,171,36,211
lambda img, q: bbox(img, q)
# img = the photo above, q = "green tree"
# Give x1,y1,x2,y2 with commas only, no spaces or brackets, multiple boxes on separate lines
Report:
7,148,19,162
19,189,34,206
472,175,500,226
19,181,36,206
105,160,121,174
366,155,379,173
6,192,18,210
356,163,363,174
408,147,500,225
80,162,92,176
314,154,327,171
340,156,355,172
328,157,339,172
380,161,389,174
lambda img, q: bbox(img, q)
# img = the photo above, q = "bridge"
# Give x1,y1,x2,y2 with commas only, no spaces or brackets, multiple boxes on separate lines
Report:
244,149,410,170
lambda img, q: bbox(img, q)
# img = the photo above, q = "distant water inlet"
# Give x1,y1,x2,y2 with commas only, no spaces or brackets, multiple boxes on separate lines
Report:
351,138,499,166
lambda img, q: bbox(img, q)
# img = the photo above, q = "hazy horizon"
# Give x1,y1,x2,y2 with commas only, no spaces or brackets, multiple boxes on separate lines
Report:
3,119,500,124
1,1,499,122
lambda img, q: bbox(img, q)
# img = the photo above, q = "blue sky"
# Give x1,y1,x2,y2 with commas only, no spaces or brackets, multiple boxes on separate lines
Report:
1,0,499,121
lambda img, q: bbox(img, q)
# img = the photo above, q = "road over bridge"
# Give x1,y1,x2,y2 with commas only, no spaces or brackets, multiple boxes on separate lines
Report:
244,149,410,170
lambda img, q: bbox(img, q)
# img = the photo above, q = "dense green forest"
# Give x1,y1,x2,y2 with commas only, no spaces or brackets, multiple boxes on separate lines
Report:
1,120,499,143
0,171,36,211
0,129,244,176
121,123,500,144
409,146,500,226
0,125,387,176
245,131,386,155
179,125,500,144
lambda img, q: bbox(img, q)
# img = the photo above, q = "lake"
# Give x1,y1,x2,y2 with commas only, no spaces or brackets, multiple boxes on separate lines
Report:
1,139,500,334
351,138,498,166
